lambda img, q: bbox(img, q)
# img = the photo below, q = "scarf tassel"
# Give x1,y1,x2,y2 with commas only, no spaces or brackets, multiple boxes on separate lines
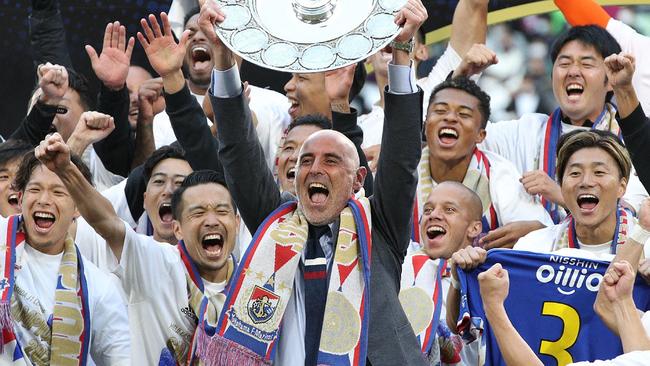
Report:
196,329,271,366
0,301,12,353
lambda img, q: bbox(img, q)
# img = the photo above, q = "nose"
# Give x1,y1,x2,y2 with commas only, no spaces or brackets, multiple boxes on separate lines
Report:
203,210,221,227
579,172,596,188
36,190,52,206
162,180,176,196
284,75,297,93
191,28,208,43
567,62,581,77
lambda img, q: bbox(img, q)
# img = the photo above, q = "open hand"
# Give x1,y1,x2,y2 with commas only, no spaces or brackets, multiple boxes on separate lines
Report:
85,21,135,91
137,12,190,78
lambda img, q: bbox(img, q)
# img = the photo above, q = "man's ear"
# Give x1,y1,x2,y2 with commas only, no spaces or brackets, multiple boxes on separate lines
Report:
475,128,487,144
173,220,183,241
353,166,368,193
467,220,483,242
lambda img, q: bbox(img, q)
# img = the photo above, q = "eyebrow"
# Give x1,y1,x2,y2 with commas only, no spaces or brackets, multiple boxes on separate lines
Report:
433,102,475,111
187,203,232,211
151,172,187,179
567,161,609,169
557,55,597,62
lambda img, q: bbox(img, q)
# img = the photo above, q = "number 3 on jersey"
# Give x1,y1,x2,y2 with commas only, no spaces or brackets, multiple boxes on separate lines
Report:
539,302,580,365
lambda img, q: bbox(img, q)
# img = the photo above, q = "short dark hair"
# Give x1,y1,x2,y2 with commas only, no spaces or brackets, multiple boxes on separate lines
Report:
556,129,631,184
0,140,32,168
429,76,491,128
171,170,234,219
287,114,331,133
66,68,94,111
143,145,187,184
13,152,93,192
184,7,200,28
550,25,621,64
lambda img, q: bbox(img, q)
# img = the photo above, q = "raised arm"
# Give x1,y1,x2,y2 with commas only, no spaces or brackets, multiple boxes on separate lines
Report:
201,2,281,232
34,132,126,259
10,64,67,145
449,0,488,56
29,0,73,69
478,263,544,366
137,12,223,174
87,21,136,177
605,53,650,191
601,260,650,353
594,198,650,333
371,0,426,253
325,65,373,196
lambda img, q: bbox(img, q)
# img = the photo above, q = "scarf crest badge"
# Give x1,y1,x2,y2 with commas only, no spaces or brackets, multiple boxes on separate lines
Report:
195,197,372,366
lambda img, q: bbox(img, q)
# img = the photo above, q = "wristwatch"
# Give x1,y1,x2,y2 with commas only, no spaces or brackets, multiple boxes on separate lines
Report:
390,39,414,53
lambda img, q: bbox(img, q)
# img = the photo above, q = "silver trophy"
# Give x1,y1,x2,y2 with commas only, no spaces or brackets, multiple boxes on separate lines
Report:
214,0,407,72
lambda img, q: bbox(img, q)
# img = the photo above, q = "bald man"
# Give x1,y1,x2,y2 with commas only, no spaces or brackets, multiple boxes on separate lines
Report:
400,182,483,364
206,0,428,363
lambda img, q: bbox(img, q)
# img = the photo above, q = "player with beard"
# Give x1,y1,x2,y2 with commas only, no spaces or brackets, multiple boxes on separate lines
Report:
204,0,430,364
38,131,241,364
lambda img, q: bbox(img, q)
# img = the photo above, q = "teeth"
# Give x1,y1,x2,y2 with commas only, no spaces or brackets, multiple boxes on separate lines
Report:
427,226,445,234
566,84,583,92
8,194,17,201
288,168,296,176
192,46,208,55
578,194,597,200
439,128,458,137
204,233,222,241
161,203,171,208
34,212,54,219
309,183,327,189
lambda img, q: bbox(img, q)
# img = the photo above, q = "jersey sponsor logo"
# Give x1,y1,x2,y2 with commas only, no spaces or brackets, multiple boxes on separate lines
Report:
535,255,603,295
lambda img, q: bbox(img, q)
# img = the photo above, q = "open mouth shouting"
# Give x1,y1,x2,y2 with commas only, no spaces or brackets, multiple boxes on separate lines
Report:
190,45,213,73
425,224,447,243
576,193,599,214
33,211,56,233
437,127,459,147
286,167,296,183
307,182,329,205
202,232,224,260
158,202,173,226
565,83,584,102
7,193,19,210
288,98,300,119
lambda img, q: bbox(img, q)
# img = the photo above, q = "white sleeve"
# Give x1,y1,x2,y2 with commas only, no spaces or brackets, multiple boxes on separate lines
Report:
417,44,462,97
100,179,137,228
118,221,181,302
623,170,648,214
75,217,119,274
153,112,177,149
488,153,554,227
513,226,557,253
87,148,125,192
607,19,650,117
88,267,131,365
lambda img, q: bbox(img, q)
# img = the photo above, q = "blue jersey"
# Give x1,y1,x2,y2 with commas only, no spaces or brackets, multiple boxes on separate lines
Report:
457,249,650,366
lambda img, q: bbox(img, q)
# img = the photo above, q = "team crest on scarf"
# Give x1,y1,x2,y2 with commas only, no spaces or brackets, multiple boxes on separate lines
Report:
540,104,619,223
247,286,280,324
413,146,498,242
195,198,372,366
